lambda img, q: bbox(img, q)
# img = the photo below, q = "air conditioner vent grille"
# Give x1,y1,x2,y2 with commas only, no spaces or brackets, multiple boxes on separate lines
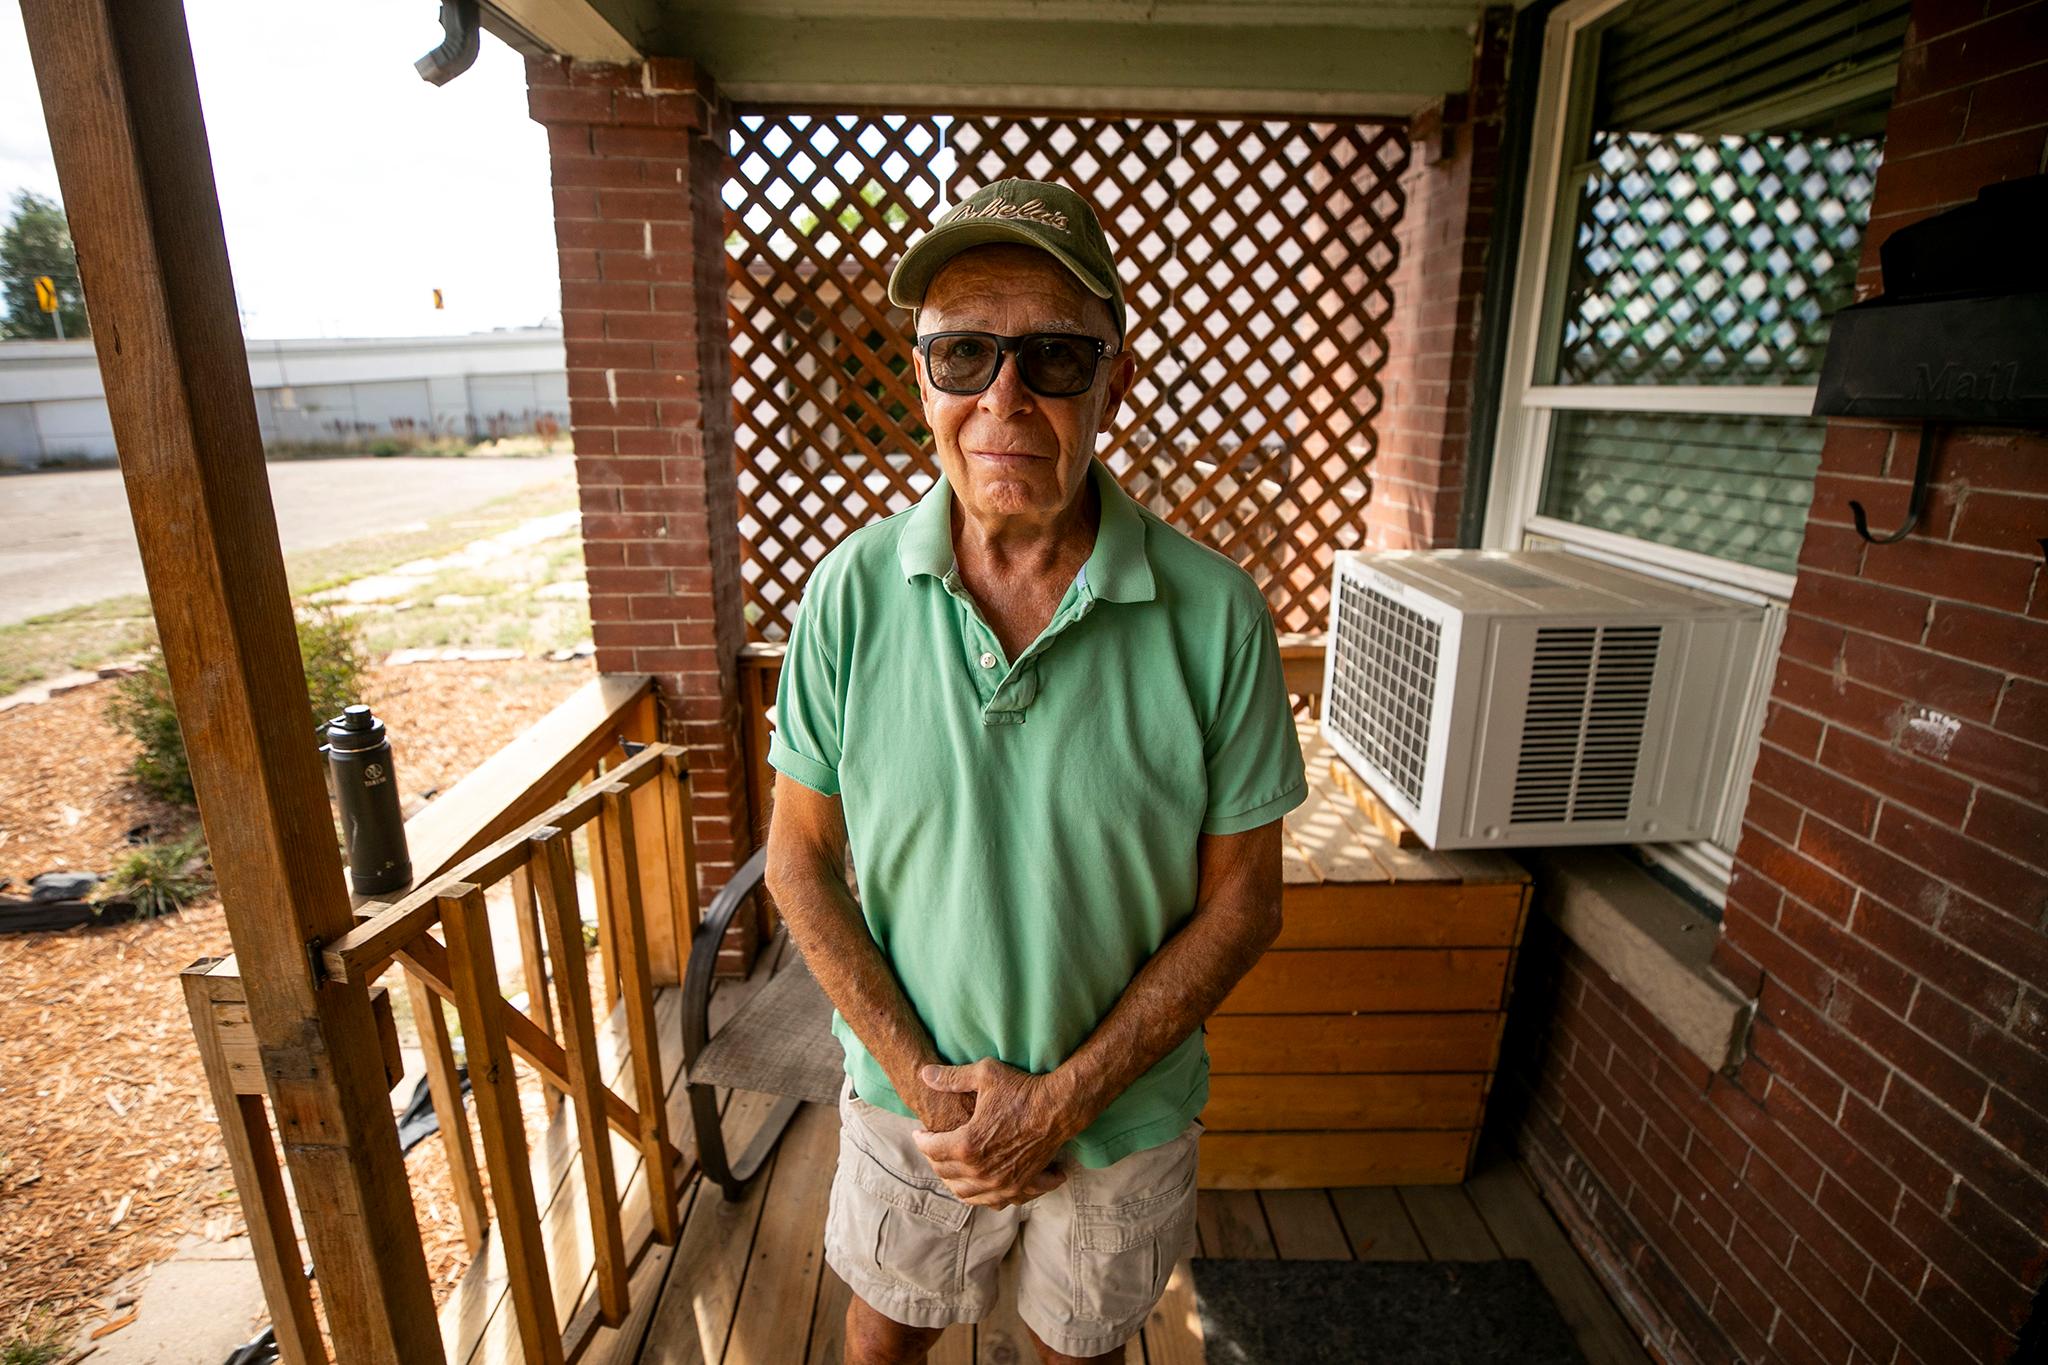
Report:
1328,573,1441,807
1510,625,1661,824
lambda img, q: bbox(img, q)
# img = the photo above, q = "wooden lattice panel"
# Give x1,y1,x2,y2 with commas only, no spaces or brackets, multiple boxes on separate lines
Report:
724,110,1408,640
724,112,944,641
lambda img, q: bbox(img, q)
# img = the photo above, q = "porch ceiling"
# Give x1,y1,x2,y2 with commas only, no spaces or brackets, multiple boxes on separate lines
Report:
491,0,1493,115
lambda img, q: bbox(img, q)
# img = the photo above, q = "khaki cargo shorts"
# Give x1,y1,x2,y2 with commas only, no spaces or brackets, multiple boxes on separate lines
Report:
823,1078,1200,1358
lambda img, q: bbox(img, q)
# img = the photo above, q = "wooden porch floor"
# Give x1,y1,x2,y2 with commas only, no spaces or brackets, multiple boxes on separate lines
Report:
437,930,1646,1363
591,1100,1653,1365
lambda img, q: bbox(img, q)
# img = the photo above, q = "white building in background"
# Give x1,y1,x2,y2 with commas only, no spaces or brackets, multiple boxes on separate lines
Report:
0,329,569,467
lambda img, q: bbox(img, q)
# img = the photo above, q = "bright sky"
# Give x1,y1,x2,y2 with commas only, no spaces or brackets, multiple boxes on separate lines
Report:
0,2,560,339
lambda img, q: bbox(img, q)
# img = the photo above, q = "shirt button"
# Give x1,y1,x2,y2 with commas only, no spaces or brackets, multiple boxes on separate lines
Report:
979,651,997,669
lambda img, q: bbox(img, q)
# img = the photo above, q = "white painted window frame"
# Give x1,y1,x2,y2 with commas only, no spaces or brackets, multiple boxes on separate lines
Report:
1483,0,1831,601
1480,0,1878,901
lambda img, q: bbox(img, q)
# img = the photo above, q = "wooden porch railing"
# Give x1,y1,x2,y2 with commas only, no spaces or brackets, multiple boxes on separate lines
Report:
181,674,706,1365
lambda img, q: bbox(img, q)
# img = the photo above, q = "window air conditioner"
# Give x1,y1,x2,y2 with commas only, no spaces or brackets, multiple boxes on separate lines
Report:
1321,550,1766,850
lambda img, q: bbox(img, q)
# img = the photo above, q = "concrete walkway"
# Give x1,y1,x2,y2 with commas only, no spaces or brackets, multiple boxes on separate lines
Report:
78,1236,272,1365
0,454,573,626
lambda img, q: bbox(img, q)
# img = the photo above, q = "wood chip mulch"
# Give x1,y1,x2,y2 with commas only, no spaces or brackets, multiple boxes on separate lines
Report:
0,656,595,1340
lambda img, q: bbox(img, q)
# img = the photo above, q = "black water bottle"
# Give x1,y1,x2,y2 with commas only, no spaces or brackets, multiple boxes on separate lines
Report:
323,704,413,897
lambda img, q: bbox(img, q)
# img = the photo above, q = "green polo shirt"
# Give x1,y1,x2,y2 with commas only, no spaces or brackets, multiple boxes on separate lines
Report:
767,455,1306,1166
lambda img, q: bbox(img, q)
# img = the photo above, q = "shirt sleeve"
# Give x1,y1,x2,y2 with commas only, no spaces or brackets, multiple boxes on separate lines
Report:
766,575,844,797
1200,611,1309,835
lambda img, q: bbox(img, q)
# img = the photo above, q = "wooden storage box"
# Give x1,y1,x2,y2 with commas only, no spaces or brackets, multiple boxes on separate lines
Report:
1198,718,1531,1187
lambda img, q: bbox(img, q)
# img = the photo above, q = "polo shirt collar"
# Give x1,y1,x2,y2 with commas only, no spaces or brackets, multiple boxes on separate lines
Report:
897,456,1156,603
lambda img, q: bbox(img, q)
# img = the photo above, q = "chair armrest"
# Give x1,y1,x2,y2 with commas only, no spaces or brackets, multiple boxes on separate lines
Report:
681,845,769,1071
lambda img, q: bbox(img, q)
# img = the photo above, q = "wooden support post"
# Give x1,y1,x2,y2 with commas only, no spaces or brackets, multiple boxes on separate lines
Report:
662,752,704,958
181,964,327,1365
598,788,680,1244
586,761,624,1013
736,651,777,847
625,691,685,985
404,970,488,1253
530,828,630,1326
440,884,565,1364
510,859,564,1117
21,5,440,1356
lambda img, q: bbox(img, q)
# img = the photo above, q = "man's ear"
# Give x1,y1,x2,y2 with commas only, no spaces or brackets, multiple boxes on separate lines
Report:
908,345,932,419
1098,349,1137,429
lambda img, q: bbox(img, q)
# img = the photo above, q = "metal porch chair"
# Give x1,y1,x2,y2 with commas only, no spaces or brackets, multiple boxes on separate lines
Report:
680,846,844,1200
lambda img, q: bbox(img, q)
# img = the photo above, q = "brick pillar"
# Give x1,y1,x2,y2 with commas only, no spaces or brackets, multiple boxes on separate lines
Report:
1367,7,1511,551
527,56,758,969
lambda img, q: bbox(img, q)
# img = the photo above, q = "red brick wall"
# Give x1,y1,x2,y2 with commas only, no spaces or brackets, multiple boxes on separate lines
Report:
1366,8,1511,551
1505,3,2048,1363
526,56,758,966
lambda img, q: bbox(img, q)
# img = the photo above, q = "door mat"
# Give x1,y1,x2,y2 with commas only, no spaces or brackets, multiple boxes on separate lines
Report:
1189,1257,1590,1365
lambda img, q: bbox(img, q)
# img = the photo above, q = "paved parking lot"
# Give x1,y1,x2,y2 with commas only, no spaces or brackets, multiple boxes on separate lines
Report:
0,454,573,626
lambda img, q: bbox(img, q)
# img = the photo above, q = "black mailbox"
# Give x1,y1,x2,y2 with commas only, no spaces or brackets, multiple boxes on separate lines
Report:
1812,173,2047,541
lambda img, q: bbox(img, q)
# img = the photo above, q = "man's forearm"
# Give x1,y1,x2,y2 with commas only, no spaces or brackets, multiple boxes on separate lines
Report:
1048,887,1280,1140
765,849,971,1130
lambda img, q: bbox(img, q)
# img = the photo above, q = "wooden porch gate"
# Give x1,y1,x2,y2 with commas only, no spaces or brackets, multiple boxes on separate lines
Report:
722,109,1410,639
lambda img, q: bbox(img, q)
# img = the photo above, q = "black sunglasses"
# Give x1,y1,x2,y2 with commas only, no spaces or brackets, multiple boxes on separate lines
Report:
915,331,1113,398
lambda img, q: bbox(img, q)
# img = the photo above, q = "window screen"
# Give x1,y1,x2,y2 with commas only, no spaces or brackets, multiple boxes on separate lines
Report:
1533,0,1905,574
1546,0,1903,387
1551,132,1883,386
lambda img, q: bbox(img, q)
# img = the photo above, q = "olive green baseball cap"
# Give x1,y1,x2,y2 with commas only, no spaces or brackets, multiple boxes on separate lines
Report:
888,178,1127,342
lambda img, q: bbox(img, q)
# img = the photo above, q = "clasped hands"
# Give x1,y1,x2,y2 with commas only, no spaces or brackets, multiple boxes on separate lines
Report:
908,1057,1086,1210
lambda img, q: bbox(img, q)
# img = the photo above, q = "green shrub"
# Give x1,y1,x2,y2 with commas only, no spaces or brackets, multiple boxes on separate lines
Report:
105,649,188,803
107,602,370,805
95,824,212,920
297,602,370,727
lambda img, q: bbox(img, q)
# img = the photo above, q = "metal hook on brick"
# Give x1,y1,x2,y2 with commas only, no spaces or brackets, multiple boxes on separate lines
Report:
1851,420,1944,545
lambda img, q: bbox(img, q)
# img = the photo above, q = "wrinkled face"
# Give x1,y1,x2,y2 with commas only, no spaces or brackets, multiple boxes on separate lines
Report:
911,244,1133,525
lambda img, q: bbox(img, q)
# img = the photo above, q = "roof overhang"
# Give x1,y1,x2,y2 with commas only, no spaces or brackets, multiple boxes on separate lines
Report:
487,0,1489,116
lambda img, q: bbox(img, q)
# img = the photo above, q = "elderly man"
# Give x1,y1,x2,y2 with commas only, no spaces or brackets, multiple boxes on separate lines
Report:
763,177,1306,1365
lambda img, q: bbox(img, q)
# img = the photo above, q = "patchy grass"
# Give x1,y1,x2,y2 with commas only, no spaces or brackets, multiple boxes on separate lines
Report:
0,1319,65,1365
341,522,591,659
0,595,156,697
355,597,592,659
285,475,578,596
0,475,580,695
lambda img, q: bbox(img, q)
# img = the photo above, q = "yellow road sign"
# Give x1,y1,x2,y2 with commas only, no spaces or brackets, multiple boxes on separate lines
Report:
34,276,58,313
